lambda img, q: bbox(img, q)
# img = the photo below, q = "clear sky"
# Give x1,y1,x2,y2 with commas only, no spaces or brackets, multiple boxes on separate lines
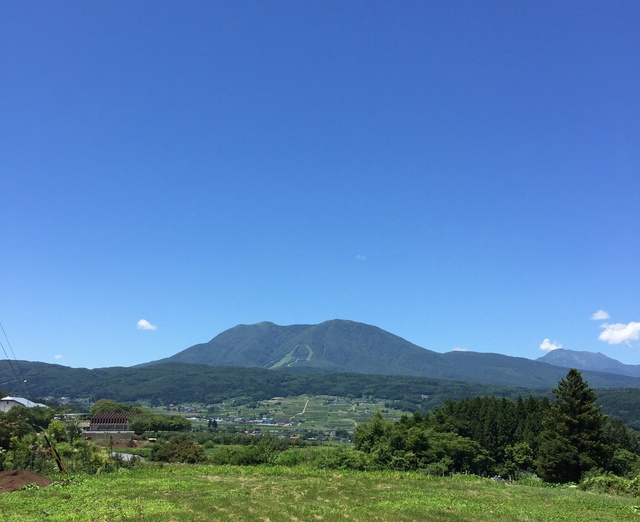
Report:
1,1,638,369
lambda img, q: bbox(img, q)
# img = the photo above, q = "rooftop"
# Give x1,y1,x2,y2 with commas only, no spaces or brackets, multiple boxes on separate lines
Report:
1,396,48,408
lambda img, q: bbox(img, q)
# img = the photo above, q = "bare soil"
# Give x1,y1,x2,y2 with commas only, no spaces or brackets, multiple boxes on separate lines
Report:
91,439,148,449
0,470,52,493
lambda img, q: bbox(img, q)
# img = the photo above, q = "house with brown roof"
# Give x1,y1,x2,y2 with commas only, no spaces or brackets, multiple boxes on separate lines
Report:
89,412,133,432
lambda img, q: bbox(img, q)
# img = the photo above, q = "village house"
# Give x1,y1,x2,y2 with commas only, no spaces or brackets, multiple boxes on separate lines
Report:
0,396,48,413
88,412,133,431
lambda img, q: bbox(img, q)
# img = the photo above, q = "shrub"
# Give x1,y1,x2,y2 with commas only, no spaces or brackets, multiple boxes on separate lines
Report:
209,438,283,466
150,435,208,464
579,472,640,497
317,447,370,471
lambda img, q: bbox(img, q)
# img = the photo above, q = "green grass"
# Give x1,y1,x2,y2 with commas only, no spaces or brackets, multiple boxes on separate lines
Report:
1,465,639,521
269,347,298,369
269,344,314,369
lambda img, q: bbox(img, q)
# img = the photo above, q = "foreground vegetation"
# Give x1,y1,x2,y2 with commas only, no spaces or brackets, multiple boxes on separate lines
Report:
3,369,640,521
2,464,639,522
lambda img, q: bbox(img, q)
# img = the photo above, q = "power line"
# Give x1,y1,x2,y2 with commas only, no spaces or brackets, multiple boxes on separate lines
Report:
0,322,32,397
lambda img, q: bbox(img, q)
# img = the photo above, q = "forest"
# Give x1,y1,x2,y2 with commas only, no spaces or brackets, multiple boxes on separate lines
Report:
352,369,640,484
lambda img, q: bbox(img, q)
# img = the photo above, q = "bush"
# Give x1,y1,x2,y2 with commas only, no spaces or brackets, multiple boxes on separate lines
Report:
209,438,283,466
150,435,208,464
2,435,52,474
274,448,309,467
1,434,122,475
579,472,640,497
608,448,640,477
317,447,370,471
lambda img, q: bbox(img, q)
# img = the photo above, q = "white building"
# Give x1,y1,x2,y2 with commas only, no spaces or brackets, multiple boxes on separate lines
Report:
0,396,48,413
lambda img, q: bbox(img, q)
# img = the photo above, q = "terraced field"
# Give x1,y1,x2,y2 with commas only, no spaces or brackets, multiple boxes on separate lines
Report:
176,395,405,434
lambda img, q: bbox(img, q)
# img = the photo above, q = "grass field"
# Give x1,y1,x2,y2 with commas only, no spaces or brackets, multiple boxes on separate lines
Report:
1,465,638,521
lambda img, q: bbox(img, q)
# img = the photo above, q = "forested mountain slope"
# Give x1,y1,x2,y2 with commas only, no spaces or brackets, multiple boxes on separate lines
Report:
145,320,640,389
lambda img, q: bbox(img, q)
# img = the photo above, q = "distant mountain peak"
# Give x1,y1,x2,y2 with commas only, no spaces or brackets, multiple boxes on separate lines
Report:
538,348,640,379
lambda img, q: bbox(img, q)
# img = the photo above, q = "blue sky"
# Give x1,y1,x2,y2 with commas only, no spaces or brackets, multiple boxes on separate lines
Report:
1,1,638,369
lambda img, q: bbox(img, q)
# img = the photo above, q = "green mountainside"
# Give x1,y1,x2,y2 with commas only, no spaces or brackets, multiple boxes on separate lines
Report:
147,319,640,389
149,320,443,374
0,360,525,408
3,360,640,427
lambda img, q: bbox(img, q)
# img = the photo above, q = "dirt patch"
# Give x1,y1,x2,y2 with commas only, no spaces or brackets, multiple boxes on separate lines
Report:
0,470,52,493
91,439,147,449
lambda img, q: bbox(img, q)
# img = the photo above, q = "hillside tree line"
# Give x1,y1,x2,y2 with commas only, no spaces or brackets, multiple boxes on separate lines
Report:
354,369,640,482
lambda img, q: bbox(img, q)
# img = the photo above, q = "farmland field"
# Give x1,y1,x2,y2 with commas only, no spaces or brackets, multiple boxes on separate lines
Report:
1,465,638,521
157,395,407,434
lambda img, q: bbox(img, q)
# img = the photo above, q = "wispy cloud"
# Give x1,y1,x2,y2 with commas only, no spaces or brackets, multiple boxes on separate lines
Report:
591,310,610,321
355,254,366,261
540,338,563,352
452,347,468,352
599,322,640,345
54,354,63,360
137,319,157,331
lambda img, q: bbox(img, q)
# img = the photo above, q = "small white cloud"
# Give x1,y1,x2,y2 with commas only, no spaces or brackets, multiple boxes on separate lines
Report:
452,347,468,352
591,310,610,321
540,338,563,352
355,254,366,261
54,354,63,360
599,322,640,345
137,319,157,331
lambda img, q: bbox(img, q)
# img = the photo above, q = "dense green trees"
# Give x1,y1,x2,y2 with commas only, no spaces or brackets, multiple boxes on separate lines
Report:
0,406,53,450
422,394,549,474
354,370,640,482
129,413,191,434
89,399,137,415
353,398,545,475
354,411,492,474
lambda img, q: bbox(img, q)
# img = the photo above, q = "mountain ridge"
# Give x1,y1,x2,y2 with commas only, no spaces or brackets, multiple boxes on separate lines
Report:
538,348,640,378
143,319,640,389
148,319,446,375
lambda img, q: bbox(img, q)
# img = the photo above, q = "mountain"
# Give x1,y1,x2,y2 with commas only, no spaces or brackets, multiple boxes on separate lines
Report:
4,321,639,402
538,349,640,378
146,319,640,389
150,319,442,374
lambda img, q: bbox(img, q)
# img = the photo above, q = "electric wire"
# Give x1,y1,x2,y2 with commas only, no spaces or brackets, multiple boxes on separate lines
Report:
0,321,32,398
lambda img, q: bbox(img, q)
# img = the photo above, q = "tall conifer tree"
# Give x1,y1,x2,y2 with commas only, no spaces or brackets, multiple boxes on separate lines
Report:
536,369,610,483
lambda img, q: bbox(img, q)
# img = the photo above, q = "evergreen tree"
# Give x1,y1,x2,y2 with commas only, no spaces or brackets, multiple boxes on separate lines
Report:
536,369,610,483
